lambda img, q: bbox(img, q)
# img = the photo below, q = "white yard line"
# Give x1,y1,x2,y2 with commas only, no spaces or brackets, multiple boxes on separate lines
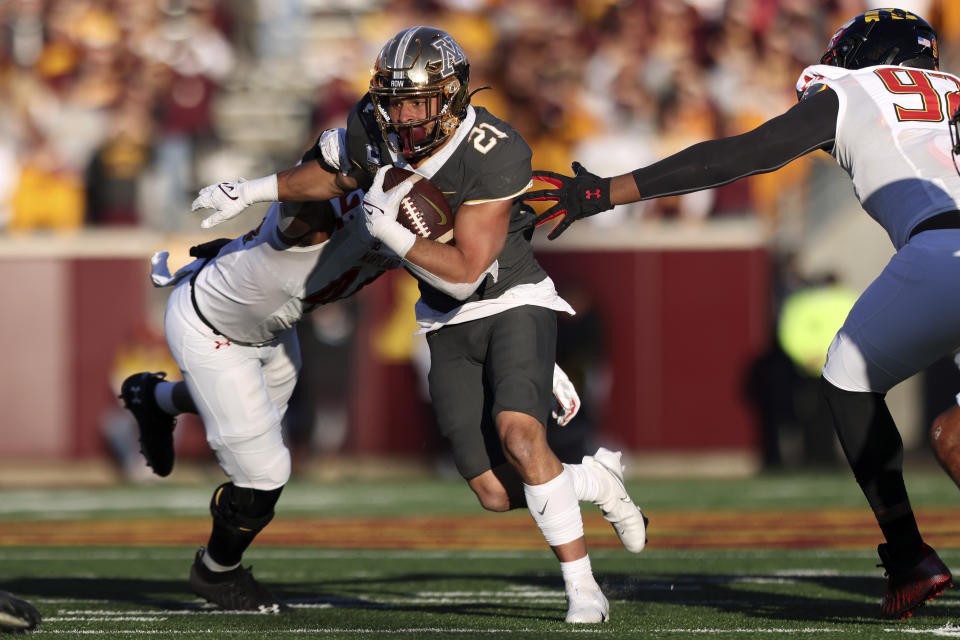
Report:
28,627,960,636
31,629,610,635
0,548,886,562
893,624,960,637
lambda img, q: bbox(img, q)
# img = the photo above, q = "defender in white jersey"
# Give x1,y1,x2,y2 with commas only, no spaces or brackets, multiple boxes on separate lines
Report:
187,26,649,624
525,7,958,620
120,189,400,612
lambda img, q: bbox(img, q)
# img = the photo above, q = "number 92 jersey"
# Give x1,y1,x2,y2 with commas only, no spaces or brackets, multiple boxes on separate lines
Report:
797,64,960,249
323,95,545,313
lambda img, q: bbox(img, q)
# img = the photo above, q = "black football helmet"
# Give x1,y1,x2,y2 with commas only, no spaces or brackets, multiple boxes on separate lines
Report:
369,26,471,160
821,8,938,70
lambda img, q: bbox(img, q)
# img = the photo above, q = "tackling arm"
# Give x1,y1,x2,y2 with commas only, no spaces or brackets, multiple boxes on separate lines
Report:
527,88,839,238
276,162,356,202
192,154,359,229
626,88,838,200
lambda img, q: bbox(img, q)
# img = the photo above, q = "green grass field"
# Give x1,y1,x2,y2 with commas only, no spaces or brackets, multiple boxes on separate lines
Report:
3,468,960,638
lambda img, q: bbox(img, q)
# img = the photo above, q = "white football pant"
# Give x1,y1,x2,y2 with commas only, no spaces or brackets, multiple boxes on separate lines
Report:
164,282,296,490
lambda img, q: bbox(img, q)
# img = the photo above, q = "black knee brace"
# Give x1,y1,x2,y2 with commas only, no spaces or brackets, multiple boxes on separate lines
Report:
205,482,284,566
209,482,283,537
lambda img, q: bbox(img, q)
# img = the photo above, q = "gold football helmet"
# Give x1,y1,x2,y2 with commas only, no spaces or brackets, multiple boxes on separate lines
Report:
369,26,471,159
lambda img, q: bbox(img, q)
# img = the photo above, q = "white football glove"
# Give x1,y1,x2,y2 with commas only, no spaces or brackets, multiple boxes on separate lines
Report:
363,165,416,258
552,363,581,427
149,251,202,288
191,174,278,229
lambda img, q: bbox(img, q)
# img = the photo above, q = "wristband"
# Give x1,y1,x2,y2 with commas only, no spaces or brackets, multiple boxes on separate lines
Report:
242,174,279,204
370,216,417,259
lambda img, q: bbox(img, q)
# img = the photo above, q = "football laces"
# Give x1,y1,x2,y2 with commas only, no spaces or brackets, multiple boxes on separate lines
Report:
401,198,431,237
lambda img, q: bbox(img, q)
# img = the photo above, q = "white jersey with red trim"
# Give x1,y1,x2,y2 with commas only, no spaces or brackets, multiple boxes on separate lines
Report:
797,64,960,249
193,194,400,345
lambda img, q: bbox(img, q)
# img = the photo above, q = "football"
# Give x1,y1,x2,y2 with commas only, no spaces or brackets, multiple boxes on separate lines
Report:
382,167,455,244
931,406,960,489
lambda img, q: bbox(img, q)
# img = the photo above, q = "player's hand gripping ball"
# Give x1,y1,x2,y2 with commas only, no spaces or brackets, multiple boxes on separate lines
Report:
382,168,454,244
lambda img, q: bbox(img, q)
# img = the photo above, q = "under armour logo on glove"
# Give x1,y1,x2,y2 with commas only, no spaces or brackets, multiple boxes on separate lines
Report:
523,161,613,240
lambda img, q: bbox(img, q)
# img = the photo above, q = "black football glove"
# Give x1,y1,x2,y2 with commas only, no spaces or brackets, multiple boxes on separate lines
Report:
0,591,41,633
524,162,612,240
189,237,232,259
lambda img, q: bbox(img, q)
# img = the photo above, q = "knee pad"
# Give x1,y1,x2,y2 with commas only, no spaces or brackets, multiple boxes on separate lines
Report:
211,429,291,489
209,482,284,537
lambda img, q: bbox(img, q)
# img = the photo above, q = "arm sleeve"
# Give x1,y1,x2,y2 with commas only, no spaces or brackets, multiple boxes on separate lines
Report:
631,88,839,199
404,260,499,301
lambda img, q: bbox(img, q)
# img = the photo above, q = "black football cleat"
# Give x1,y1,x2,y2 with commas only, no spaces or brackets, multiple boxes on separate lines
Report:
878,542,953,619
0,590,41,633
189,548,290,613
119,371,176,477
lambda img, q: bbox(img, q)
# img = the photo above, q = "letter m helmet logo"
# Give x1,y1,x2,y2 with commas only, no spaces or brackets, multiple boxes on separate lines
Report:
432,36,465,78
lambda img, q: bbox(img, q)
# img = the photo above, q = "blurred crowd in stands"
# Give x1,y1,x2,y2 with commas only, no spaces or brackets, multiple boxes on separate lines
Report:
1,0,958,233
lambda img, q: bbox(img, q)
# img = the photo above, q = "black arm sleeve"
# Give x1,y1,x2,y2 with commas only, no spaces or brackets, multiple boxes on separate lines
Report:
631,88,839,199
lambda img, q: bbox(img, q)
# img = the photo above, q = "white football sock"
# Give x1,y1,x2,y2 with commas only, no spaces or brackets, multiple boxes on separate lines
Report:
200,548,240,573
563,462,603,503
523,468,584,547
154,381,180,416
560,554,597,588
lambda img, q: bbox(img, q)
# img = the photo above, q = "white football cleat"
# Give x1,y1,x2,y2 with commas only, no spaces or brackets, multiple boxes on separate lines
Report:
565,582,609,623
585,447,648,553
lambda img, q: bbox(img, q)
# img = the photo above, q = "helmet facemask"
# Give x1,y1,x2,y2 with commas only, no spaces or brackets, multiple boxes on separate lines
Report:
369,27,470,161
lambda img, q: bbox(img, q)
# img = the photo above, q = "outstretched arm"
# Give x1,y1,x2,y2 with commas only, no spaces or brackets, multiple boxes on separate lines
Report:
526,88,839,239
276,162,357,201
192,158,359,229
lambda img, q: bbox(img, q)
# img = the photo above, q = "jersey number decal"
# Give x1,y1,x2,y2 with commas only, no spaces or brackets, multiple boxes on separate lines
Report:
468,123,508,154
874,68,960,122
242,221,264,244
303,267,381,305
